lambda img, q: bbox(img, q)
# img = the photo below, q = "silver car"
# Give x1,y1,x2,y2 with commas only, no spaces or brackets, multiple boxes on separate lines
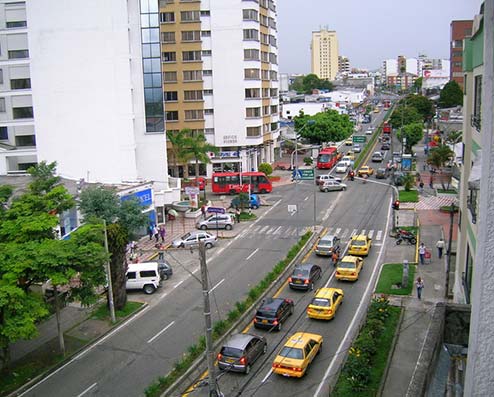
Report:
315,233,341,256
171,231,217,249
217,333,267,374
319,180,347,192
196,214,234,230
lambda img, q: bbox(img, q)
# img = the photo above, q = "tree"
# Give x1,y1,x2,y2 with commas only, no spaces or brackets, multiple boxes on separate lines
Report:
428,144,454,189
413,77,423,91
389,105,422,128
445,130,462,145
438,80,463,108
403,95,434,121
184,133,219,178
289,75,304,93
166,129,192,177
294,110,353,144
396,123,424,153
258,163,273,176
79,187,148,310
289,74,333,94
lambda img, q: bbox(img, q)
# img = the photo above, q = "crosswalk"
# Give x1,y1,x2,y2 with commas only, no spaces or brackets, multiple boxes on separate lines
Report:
238,225,385,241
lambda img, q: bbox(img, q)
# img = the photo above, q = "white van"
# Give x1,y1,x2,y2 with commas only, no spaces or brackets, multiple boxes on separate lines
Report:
126,262,162,294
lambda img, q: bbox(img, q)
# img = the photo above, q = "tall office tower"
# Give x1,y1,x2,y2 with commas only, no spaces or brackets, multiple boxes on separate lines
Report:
160,0,279,175
450,20,473,90
338,55,350,74
311,28,339,81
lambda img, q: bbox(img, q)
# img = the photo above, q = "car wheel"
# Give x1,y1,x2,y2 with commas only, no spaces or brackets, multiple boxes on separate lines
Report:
229,189,236,195
410,238,417,244
260,189,267,194
277,321,282,332
396,239,402,245
200,225,207,230
179,243,185,248
310,282,314,291
225,224,233,230
324,189,329,192
262,343,267,354
143,284,156,294
342,187,346,191
245,364,251,375
161,273,169,281
205,242,213,249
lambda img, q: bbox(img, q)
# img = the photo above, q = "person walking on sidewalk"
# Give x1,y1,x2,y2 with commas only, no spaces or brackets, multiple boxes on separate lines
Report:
235,207,241,224
416,277,424,300
148,224,154,241
419,243,427,265
159,225,166,242
153,225,159,243
436,238,445,259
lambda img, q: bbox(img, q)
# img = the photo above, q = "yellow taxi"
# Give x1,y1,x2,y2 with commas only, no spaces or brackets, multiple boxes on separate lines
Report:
272,332,323,378
348,234,372,256
358,165,374,176
345,138,353,146
306,288,344,320
374,107,380,113
346,151,355,161
336,255,364,281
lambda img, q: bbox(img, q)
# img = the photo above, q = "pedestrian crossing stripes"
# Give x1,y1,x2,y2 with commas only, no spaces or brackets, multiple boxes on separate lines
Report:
239,225,385,241
400,196,458,210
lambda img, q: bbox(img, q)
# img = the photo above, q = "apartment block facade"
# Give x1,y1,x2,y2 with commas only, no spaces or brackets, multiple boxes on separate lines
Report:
311,28,339,81
450,19,473,90
160,0,279,176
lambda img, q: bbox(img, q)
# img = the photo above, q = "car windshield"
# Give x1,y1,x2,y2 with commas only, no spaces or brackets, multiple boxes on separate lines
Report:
292,268,309,277
352,240,366,246
311,298,330,307
220,346,243,358
339,261,356,269
181,233,191,240
337,162,345,167
319,239,333,246
279,347,304,359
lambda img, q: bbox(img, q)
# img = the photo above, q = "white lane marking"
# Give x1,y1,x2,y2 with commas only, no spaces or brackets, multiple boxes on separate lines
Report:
76,382,97,397
173,280,184,290
147,321,176,344
373,243,383,247
273,226,283,234
304,196,309,201
216,247,225,255
376,230,383,241
314,195,393,397
209,278,225,294
246,248,259,260
351,229,358,236
321,193,340,221
261,368,273,383
265,227,276,235
259,225,270,233
361,229,366,236
335,227,341,235
368,230,374,239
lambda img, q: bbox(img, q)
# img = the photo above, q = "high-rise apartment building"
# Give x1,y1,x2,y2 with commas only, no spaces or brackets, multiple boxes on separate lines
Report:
450,20,473,90
311,28,339,81
160,0,279,175
338,55,350,74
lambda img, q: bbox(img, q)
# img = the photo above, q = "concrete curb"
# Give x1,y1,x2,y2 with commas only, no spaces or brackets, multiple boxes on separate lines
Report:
161,229,322,397
7,302,149,397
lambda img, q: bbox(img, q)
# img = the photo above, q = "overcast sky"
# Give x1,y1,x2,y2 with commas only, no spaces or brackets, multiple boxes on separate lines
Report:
277,0,483,74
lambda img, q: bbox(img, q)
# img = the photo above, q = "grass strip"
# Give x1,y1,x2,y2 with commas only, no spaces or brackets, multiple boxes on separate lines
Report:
375,263,416,295
399,190,419,202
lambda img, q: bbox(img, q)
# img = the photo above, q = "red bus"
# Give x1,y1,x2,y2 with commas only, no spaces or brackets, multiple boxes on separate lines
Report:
211,171,272,194
317,147,339,169
383,100,391,110
383,121,392,134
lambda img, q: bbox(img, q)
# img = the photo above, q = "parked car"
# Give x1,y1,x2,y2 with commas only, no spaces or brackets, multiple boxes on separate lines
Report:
375,168,387,179
319,180,347,192
172,231,217,249
315,233,341,256
306,288,344,320
230,194,260,209
217,333,267,374
196,214,234,230
158,261,173,280
353,144,362,153
335,255,364,281
126,262,162,294
315,174,342,186
253,297,294,331
289,264,322,291
371,151,384,162
272,332,323,377
335,162,349,173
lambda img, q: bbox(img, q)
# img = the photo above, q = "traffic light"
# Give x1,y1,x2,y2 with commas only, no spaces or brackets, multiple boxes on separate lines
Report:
392,200,400,210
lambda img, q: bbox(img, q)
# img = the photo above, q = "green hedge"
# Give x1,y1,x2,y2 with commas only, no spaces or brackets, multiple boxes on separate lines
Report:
144,231,313,397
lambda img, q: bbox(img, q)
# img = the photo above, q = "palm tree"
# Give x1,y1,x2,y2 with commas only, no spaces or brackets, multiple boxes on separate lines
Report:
185,133,219,178
166,129,192,177
428,144,454,190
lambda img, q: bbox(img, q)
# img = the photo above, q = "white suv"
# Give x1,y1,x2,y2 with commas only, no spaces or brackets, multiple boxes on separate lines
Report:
126,262,162,294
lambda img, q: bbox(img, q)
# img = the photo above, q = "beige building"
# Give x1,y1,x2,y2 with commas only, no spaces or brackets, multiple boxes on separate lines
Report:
311,28,339,80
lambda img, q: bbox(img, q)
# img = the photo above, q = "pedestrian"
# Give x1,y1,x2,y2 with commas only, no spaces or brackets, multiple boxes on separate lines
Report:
416,277,424,299
419,181,424,194
157,243,165,261
159,225,166,242
436,238,445,259
153,225,159,243
429,177,434,189
148,224,154,241
235,207,241,224
419,243,426,265
201,205,207,219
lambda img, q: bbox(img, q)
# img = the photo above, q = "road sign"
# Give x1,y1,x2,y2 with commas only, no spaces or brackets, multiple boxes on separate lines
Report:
353,135,366,143
185,186,200,195
292,168,315,180
207,207,226,214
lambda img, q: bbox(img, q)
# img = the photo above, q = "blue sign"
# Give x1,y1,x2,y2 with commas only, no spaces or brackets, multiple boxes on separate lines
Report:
121,188,153,207
207,207,226,214
402,157,412,171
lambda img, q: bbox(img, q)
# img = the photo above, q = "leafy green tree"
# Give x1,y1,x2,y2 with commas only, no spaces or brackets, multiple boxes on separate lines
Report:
389,105,423,128
438,80,463,108
396,123,424,153
294,110,353,144
79,187,148,310
289,74,333,94
184,133,219,178
402,173,415,192
413,77,423,91
166,129,193,177
258,163,273,176
289,76,304,93
428,144,454,189
403,95,434,121
445,130,462,145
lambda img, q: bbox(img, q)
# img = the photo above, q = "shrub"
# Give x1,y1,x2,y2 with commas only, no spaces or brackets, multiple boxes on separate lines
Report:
258,162,273,176
344,349,371,391
303,157,313,166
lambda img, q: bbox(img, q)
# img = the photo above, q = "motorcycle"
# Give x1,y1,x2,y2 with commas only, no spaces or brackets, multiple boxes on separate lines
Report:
395,229,417,245
348,171,355,181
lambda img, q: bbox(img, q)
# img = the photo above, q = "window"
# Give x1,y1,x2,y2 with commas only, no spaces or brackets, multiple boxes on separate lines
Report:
262,88,269,97
184,90,203,101
243,29,259,41
453,39,463,48
270,105,278,114
160,0,174,4
203,69,212,76
269,52,277,64
260,14,268,27
181,30,201,42
200,10,210,16
6,21,26,28
203,89,213,95
452,51,462,58
15,135,35,146
244,49,259,61
262,105,269,115
161,31,175,43
201,30,211,37
243,9,258,21
8,49,29,59
261,51,269,63
11,78,31,90
260,33,269,45
468,188,478,224
270,70,277,81
162,51,176,62
245,88,260,98
164,91,178,101
271,122,278,131
246,126,261,137
202,50,211,56
181,11,200,22
0,98,5,112
244,68,260,79
140,270,157,278
165,111,179,121
246,107,261,118
13,106,33,119
269,17,276,29
472,75,482,131
183,70,202,81
0,126,7,140
204,109,214,115
269,35,277,47
0,69,3,84
163,71,177,82
160,12,175,23
183,51,201,62
270,88,278,97
184,109,204,120
452,61,462,68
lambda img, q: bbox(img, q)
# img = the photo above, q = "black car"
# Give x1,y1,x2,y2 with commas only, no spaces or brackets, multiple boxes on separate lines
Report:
253,297,294,331
381,143,390,151
158,261,173,280
289,264,322,291
375,168,387,179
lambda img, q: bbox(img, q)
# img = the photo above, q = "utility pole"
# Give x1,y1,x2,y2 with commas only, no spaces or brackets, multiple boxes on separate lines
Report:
103,219,116,324
445,202,456,299
199,242,218,397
